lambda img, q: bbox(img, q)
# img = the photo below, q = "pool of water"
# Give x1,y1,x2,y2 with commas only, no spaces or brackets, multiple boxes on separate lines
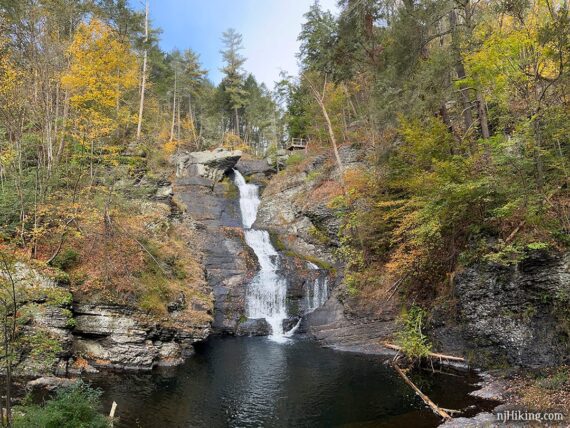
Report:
89,336,494,428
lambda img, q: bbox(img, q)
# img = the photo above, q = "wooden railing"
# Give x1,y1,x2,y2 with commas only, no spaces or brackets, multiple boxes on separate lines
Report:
286,138,307,150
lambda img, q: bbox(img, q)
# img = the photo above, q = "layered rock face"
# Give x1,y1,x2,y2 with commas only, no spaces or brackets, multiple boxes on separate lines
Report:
174,149,256,334
72,304,209,371
255,154,340,266
174,149,336,336
433,251,570,367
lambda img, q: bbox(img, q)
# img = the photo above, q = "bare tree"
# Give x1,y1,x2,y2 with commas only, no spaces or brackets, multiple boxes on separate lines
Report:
136,0,149,141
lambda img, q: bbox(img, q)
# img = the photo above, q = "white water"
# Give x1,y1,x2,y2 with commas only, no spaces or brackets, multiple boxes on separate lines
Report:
305,262,329,313
234,170,288,341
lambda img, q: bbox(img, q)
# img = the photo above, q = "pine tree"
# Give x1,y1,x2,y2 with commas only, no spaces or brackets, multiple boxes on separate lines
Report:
220,28,248,137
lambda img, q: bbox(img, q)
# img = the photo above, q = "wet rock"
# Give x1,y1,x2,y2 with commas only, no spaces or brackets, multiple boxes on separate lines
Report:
174,156,255,335
299,286,397,353
282,317,300,333
440,412,497,427
236,318,271,336
469,373,509,401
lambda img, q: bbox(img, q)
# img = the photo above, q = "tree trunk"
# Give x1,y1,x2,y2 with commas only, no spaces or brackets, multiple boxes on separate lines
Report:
234,107,240,138
449,9,473,133
476,91,490,139
136,1,149,141
55,89,69,165
308,77,345,187
170,70,177,142
177,98,181,140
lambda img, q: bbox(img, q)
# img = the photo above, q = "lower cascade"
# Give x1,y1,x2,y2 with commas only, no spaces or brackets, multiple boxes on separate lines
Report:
234,170,288,341
306,262,329,313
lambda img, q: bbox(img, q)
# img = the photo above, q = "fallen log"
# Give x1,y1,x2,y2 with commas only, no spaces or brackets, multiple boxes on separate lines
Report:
392,363,452,421
383,343,466,362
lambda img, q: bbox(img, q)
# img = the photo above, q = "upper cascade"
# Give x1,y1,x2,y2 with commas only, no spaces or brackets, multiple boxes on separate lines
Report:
233,169,260,229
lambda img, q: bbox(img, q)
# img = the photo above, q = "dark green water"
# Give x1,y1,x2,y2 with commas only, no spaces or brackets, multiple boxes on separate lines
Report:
89,336,493,428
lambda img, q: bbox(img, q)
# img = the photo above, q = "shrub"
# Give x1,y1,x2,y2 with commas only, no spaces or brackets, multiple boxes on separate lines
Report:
285,152,305,167
14,382,109,428
536,368,569,391
50,249,80,271
395,305,432,360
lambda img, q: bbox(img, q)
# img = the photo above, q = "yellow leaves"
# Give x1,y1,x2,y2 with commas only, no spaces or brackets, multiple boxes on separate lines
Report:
0,147,16,169
463,0,563,102
61,19,138,145
222,131,246,150
163,139,179,156
0,36,24,112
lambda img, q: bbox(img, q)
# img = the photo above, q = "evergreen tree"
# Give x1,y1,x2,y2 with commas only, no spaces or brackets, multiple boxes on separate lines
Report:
219,28,248,137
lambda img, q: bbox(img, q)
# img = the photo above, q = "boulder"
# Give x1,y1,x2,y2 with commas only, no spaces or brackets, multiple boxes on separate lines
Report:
155,185,173,200
176,148,242,181
235,159,274,176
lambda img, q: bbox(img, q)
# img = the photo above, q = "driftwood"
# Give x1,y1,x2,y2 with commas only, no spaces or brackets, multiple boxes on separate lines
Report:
392,364,452,421
505,220,526,244
109,401,118,427
383,343,466,363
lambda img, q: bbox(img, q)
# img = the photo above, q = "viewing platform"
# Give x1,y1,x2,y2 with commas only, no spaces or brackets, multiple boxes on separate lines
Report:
286,138,307,151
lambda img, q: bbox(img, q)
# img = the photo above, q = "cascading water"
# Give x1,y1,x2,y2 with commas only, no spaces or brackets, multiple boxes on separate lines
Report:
233,170,288,341
305,262,329,313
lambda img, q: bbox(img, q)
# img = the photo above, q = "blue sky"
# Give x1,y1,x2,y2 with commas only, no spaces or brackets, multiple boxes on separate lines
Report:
129,0,338,88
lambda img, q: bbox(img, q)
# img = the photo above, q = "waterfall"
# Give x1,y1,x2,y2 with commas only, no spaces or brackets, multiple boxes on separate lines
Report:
234,170,288,341
305,262,329,313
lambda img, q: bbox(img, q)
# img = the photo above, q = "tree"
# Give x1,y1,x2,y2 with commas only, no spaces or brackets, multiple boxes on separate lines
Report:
61,19,138,179
219,28,247,137
298,1,339,77
136,0,149,141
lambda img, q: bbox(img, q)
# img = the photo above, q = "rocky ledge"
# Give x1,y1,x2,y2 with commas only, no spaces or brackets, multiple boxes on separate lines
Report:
71,304,210,371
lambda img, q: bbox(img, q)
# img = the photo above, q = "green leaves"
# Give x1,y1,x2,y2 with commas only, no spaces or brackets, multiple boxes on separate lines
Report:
14,382,109,428
395,305,432,360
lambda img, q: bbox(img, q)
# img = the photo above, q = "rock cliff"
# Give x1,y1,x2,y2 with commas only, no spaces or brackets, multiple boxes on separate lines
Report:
174,149,255,334
432,251,570,367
